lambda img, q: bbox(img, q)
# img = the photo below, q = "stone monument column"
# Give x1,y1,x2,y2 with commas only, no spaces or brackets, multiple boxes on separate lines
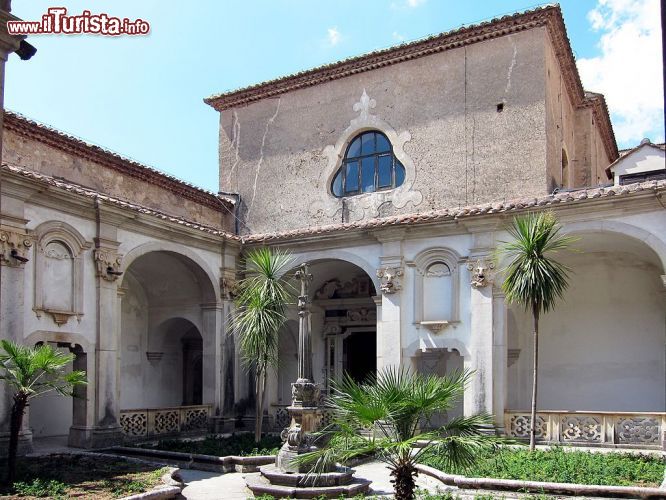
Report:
276,262,322,473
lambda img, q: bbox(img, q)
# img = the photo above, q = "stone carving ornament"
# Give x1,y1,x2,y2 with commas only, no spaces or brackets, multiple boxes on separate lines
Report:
94,248,123,282
377,266,403,294
0,228,33,266
466,258,495,288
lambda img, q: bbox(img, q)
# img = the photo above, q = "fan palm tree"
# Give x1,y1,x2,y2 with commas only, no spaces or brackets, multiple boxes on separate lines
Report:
297,367,501,500
497,211,575,451
230,247,294,443
0,340,87,484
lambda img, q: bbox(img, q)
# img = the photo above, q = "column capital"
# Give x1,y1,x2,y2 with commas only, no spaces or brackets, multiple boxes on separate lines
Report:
93,240,123,282
0,226,33,267
377,265,403,295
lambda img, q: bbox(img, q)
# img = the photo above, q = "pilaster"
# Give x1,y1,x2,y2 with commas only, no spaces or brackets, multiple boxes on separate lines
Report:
375,228,406,370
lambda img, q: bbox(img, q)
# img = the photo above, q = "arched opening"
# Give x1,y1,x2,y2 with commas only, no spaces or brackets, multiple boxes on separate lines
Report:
119,250,216,437
270,258,378,427
507,231,665,412
29,341,87,443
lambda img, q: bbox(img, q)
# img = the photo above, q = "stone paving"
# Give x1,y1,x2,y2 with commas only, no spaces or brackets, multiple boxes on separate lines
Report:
179,461,448,499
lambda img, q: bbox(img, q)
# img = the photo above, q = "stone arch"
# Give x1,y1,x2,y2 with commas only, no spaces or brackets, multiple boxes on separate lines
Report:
34,221,91,255
286,250,381,291
563,219,666,271
121,241,220,303
24,330,91,442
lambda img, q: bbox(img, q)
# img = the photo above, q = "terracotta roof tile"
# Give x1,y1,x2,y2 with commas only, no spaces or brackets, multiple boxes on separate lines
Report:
3,111,236,211
2,163,240,241
242,180,666,243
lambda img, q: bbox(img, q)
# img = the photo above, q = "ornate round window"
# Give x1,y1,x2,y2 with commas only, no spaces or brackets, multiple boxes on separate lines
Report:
331,131,406,197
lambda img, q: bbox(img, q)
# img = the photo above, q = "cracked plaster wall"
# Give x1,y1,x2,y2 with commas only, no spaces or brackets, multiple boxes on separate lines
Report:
219,28,562,235
2,129,232,230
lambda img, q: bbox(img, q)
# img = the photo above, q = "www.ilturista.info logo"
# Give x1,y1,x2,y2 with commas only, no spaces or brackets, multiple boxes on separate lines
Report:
7,7,150,36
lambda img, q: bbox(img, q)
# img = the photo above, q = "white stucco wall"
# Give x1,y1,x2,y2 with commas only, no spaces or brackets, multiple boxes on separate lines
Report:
508,250,665,411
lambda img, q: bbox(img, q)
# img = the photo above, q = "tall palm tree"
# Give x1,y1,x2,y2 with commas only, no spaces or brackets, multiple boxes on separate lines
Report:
297,368,501,500
0,340,86,484
230,247,294,443
497,211,574,451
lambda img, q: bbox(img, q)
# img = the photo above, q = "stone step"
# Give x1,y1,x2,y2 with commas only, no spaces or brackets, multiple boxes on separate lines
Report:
245,473,371,499
259,464,354,486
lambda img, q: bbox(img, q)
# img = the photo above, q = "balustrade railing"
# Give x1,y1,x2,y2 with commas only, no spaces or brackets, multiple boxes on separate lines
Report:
505,410,666,449
120,404,211,439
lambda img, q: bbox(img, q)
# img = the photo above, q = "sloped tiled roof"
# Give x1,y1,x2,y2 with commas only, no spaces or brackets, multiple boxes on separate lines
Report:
204,5,617,161
3,111,235,211
242,180,666,243
2,163,239,240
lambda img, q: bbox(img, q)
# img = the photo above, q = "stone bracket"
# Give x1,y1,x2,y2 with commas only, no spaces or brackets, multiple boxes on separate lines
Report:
0,227,33,267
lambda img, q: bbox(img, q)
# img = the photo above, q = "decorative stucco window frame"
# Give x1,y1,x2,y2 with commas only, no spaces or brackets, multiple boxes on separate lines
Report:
33,221,91,326
407,248,462,334
314,89,422,221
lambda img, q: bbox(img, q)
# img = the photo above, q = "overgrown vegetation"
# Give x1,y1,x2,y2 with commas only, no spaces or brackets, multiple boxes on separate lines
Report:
0,454,167,498
422,447,665,487
140,432,282,457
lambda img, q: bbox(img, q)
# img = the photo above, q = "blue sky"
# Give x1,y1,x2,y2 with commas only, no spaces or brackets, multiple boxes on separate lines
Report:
5,1,664,192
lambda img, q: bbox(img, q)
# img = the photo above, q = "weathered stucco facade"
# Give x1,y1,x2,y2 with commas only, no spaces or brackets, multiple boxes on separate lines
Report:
0,4,664,453
211,7,616,235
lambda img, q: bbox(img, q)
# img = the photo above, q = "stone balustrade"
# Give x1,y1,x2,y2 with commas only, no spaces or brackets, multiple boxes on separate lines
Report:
505,410,666,449
119,404,212,439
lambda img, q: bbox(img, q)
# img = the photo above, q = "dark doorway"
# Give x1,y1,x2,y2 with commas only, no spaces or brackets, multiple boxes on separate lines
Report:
182,329,203,405
343,330,376,383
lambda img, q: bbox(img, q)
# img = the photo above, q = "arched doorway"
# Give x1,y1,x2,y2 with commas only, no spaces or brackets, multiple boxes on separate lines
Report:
119,249,217,437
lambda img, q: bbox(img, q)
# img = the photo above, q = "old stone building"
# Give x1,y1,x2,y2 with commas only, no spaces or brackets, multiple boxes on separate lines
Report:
0,4,664,452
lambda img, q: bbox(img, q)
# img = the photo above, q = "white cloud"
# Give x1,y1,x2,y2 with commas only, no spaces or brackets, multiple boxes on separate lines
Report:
406,0,427,7
392,31,406,42
577,0,664,146
327,27,341,46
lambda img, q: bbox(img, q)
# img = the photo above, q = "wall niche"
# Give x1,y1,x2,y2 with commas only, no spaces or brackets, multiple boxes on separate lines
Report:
34,221,91,326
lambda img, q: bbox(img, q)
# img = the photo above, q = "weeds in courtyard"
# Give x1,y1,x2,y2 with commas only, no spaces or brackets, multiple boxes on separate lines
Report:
0,453,167,498
140,432,282,457
421,446,665,487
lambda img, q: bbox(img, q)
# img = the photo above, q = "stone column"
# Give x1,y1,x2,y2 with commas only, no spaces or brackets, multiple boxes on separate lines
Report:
465,253,497,418
201,303,223,412
0,226,33,455
375,229,406,370
86,204,124,447
492,288,508,426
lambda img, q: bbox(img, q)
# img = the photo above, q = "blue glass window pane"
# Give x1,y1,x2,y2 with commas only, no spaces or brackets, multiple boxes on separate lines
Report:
395,161,406,187
377,155,392,188
376,133,390,153
345,161,359,193
347,137,362,157
360,132,375,155
332,170,343,197
361,157,375,193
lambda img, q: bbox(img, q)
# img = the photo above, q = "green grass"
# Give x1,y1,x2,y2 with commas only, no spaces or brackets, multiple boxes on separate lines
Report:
141,432,281,457
0,454,168,498
421,446,665,487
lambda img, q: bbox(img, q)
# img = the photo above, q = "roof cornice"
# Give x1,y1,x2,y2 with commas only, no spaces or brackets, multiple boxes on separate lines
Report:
241,180,666,244
1,163,240,242
3,111,236,212
204,4,618,162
